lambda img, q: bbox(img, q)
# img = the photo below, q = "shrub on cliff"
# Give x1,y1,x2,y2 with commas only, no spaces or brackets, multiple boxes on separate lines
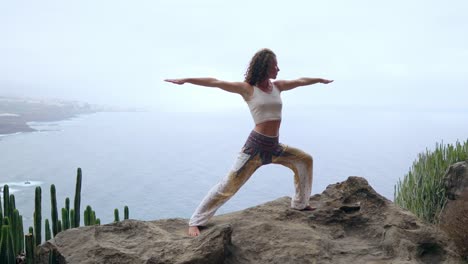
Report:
394,139,468,223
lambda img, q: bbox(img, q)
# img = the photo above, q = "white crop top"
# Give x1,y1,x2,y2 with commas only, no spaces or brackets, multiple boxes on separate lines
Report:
245,84,282,124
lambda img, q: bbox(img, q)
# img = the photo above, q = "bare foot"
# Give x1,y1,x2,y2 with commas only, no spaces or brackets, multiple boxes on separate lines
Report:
298,205,316,211
188,226,200,237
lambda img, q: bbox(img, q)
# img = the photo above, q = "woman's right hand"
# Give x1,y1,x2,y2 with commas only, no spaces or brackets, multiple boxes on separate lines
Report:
164,79,186,85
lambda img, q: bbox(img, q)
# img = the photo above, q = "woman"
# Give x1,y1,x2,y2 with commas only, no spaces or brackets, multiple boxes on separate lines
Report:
165,48,333,236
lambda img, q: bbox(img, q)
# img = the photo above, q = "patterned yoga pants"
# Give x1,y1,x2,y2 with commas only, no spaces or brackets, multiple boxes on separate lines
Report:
189,130,313,227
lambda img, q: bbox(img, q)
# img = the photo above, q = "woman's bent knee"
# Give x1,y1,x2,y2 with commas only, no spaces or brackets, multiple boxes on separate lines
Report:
303,153,313,165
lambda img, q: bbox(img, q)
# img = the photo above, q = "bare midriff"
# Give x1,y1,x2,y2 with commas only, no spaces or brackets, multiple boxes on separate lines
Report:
254,120,281,137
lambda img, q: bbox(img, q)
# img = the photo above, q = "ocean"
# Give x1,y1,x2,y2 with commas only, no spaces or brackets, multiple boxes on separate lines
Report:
1,106,467,229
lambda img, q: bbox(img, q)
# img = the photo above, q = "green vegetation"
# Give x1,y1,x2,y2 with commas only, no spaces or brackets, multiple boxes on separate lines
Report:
114,208,120,222
25,234,34,264
0,185,25,262
395,139,468,223
84,205,100,226
124,205,129,220
0,167,130,263
1,224,16,264
45,219,51,241
50,184,59,237
73,168,82,228
34,187,42,246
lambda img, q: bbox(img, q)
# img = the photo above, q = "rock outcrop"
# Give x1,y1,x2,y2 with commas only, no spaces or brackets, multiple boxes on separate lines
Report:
443,161,468,201
440,161,468,258
37,177,462,264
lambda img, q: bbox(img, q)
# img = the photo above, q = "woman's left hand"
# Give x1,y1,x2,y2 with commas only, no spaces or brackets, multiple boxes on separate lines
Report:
320,79,334,84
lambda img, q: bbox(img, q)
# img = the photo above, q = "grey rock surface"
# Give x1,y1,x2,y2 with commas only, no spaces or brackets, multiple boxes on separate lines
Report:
37,176,462,264
444,161,468,200
440,161,468,258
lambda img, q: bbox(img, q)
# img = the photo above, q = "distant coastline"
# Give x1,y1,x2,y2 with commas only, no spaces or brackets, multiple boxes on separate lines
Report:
0,96,133,136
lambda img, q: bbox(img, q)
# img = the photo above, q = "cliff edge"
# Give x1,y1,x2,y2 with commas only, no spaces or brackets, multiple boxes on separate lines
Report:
37,177,462,263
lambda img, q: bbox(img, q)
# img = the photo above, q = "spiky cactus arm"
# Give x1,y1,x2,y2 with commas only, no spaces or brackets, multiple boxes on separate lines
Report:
114,209,120,222
25,233,35,264
3,185,10,219
34,187,42,246
0,193,3,219
45,219,51,241
50,185,59,237
65,197,70,213
0,225,16,264
9,195,16,215
84,206,91,226
70,209,75,229
11,209,22,255
74,168,82,227
19,215,24,254
124,206,129,220
61,208,69,231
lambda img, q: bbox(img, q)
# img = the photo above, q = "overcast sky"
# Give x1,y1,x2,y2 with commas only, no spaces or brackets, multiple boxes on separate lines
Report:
1,0,467,111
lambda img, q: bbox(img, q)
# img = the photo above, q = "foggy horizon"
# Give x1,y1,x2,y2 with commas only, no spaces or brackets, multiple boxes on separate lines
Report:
1,1,467,112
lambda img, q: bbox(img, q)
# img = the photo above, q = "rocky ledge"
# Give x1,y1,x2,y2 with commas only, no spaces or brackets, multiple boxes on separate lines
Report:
37,177,463,263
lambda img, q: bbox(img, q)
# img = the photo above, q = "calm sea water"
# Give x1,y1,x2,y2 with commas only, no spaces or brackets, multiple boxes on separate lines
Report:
1,106,467,229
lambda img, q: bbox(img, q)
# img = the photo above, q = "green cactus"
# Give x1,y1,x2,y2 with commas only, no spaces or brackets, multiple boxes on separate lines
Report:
0,225,16,264
65,197,70,212
0,193,3,220
61,208,69,231
25,233,35,264
0,200,3,234
11,209,24,255
91,210,96,225
3,184,10,219
45,219,51,241
50,185,59,237
83,206,98,226
124,206,129,220
74,168,82,227
48,248,58,264
84,212,89,226
84,206,91,226
70,209,75,228
34,186,42,246
10,213,17,255
1,167,131,263
9,194,16,215
114,208,120,222
19,215,24,255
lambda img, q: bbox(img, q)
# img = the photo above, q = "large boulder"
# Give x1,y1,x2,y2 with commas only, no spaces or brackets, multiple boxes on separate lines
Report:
37,220,232,264
443,161,468,200
440,161,468,258
37,176,462,263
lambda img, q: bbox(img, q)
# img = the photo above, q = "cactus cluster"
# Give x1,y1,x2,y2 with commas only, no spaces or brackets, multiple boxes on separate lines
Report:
84,205,101,226
1,185,25,264
25,233,34,264
0,167,130,263
1,223,16,264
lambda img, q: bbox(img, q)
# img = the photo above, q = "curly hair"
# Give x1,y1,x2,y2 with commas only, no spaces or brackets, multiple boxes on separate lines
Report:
244,48,276,86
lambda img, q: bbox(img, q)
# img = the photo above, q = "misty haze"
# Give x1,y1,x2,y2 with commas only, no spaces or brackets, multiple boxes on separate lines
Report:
0,1,467,261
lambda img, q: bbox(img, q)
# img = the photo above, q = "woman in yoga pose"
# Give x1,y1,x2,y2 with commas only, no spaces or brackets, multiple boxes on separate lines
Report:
165,48,333,236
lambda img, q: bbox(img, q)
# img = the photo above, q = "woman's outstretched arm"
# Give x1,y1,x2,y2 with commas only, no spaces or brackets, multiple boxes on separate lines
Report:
165,78,251,98
274,78,333,92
